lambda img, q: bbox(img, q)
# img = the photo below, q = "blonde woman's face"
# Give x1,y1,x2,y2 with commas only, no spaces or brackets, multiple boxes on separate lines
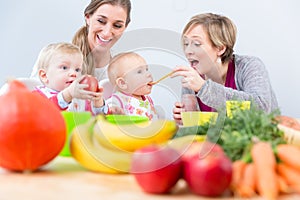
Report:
85,4,127,52
182,25,219,75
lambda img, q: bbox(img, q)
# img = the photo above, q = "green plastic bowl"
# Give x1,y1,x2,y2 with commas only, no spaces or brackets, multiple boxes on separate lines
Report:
60,111,92,157
105,115,149,124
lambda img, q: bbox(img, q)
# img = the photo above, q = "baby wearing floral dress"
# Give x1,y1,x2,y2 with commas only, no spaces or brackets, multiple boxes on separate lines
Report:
106,52,157,120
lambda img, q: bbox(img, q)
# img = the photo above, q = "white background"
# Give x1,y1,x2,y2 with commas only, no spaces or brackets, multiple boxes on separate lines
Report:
1,0,299,117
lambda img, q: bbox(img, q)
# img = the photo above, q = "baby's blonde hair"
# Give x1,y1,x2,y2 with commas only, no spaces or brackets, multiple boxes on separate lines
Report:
34,42,83,71
108,52,142,86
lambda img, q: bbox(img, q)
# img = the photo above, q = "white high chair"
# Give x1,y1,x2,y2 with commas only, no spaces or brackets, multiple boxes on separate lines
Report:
0,78,41,95
98,78,115,100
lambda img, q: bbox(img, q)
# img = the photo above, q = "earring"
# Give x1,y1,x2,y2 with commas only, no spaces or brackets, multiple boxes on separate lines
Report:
216,57,222,64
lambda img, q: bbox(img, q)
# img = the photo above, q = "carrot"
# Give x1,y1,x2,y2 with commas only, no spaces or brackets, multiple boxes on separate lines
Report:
237,163,256,198
277,144,300,171
277,163,300,194
289,185,300,194
277,163,300,186
230,160,247,191
251,142,278,200
277,173,291,194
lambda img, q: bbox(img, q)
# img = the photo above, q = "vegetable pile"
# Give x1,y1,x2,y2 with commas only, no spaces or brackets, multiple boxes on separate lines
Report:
207,106,286,161
232,142,300,199
174,105,287,162
173,104,300,199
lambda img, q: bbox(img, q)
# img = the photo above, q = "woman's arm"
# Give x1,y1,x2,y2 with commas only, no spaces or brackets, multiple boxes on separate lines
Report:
197,55,278,113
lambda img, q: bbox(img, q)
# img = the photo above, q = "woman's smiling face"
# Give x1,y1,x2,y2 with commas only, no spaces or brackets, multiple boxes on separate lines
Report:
85,3,127,52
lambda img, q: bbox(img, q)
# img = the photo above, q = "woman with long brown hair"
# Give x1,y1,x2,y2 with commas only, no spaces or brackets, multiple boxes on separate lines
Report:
72,0,131,81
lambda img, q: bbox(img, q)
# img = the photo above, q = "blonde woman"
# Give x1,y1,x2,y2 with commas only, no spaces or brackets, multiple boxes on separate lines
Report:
172,13,278,124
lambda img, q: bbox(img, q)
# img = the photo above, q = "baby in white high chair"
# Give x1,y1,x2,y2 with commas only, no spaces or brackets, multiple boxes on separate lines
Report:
107,52,157,120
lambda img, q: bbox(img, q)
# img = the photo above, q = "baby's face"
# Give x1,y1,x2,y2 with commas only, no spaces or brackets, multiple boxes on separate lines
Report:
121,56,153,96
42,52,83,91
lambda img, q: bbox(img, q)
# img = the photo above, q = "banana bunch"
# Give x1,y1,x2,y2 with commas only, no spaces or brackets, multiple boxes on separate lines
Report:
70,116,201,174
93,115,178,152
69,118,132,174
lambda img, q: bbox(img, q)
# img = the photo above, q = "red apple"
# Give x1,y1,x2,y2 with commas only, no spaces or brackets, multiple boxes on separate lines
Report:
79,75,98,92
182,142,232,197
181,141,225,162
131,145,182,194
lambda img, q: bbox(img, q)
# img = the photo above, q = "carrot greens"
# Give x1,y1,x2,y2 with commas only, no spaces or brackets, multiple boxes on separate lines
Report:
208,106,286,161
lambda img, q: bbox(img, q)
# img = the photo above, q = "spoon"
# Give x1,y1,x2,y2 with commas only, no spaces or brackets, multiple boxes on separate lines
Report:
148,71,174,86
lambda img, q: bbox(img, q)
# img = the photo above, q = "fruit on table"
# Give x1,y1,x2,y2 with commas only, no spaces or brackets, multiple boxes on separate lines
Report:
93,115,178,152
180,141,225,163
0,80,66,171
182,141,232,197
70,118,132,173
131,145,182,194
79,75,99,92
166,134,206,153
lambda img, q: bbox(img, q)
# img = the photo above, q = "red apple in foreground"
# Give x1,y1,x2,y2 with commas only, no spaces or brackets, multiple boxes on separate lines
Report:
80,75,98,92
182,141,232,197
131,145,182,194
181,141,225,162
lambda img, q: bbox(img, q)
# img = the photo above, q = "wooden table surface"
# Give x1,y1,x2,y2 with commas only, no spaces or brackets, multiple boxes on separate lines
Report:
1,156,300,200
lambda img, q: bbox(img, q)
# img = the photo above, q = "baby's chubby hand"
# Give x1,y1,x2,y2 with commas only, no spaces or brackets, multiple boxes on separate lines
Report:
63,76,97,102
92,85,105,108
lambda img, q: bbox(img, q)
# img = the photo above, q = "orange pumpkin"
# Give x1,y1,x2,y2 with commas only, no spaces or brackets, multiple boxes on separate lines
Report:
0,80,66,171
